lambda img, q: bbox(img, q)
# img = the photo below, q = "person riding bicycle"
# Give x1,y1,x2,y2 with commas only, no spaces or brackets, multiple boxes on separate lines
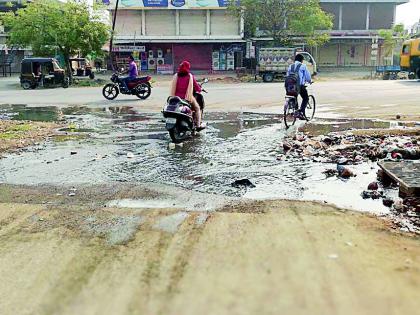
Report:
170,60,205,129
122,55,138,91
286,54,312,119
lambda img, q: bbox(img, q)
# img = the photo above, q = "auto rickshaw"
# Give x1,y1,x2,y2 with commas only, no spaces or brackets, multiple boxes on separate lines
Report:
400,38,420,79
69,58,95,79
20,57,69,89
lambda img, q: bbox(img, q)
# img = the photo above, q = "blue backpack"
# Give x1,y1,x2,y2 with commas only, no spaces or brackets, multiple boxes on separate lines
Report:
284,63,302,96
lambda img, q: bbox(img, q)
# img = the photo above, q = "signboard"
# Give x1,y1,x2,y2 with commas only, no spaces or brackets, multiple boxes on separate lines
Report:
112,45,146,52
107,0,238,8
157,64,174,74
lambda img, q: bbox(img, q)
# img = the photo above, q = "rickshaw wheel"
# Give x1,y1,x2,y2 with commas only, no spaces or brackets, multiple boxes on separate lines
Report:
21,81,33,90
89,73,95,80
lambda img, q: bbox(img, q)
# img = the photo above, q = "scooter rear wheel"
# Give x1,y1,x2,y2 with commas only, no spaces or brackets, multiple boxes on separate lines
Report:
169,125,190,143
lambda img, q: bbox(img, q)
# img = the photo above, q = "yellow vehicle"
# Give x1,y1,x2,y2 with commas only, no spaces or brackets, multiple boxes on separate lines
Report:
400,38,420,79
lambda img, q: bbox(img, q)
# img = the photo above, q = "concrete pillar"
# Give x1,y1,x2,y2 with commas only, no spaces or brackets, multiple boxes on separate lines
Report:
339,4,343,30
175,10,180,36
239,10,244,38
206,10,211,36
141,10,146,36
366,4,370,30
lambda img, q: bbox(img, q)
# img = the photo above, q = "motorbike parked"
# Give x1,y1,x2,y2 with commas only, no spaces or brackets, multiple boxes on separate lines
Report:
102,73,152,100
162,78,208,143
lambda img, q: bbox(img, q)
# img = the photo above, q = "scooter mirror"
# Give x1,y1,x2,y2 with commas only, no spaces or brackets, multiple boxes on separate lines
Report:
203,78,209,83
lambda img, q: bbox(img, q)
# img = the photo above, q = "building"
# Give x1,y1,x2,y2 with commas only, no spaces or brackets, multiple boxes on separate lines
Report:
410,19,420,36
316,0,409,67
0,0,30,74
104,0,244,73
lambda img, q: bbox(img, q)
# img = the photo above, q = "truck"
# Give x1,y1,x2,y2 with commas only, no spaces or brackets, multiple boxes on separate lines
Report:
400,38,420,79
256,47,317,83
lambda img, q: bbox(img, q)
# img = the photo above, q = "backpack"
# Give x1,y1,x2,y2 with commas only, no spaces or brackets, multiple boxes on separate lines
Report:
284,63,302,96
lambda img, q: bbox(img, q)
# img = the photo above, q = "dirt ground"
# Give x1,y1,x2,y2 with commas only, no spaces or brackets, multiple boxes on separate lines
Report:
0,120,60,155
0,184,419,315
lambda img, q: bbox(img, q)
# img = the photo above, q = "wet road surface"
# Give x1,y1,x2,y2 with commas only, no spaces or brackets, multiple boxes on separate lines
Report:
0,105,401,213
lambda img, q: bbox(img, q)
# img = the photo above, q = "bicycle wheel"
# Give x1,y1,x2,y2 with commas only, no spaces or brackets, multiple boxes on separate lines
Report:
283,98,297,129
304,95,316,121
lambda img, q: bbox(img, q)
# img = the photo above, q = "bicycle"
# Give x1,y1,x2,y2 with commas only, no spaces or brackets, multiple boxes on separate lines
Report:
283,83,316,129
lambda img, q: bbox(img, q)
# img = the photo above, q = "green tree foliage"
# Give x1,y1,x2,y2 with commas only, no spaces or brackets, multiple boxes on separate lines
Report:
228,0,333,46
378,23,408,64
1,0,109,78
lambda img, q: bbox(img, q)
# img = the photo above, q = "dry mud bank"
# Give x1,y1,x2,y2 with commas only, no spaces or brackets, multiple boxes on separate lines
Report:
0,188,419,315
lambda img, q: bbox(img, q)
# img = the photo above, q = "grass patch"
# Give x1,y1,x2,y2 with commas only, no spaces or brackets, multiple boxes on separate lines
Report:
53,134,88,142
0,132,20,140
72,78,107,87
6,124,33,132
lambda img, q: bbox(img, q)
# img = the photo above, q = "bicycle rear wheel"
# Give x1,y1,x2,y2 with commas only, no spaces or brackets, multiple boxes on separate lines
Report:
283,98,297,129
304,95,316,121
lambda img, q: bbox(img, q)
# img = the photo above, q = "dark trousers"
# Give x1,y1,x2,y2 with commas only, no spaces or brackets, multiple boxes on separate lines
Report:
122,76,135,90
299,85,309,112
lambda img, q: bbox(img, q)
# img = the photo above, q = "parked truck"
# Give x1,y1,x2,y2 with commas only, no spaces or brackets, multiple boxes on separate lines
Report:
256,47,317,83
400,38,420,79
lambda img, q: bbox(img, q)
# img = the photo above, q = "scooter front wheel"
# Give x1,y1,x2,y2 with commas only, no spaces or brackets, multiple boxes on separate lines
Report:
169,125,190,143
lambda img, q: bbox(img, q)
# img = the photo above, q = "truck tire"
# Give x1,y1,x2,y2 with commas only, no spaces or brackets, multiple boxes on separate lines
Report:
263,73,274,83
417,68,420,79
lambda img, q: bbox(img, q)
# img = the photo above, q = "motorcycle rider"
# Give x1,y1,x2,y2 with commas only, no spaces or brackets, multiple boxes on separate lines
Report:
170,60,205,129
122,55,138,91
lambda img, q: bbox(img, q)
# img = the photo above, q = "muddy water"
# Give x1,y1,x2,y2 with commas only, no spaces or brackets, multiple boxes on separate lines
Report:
0,105,399,213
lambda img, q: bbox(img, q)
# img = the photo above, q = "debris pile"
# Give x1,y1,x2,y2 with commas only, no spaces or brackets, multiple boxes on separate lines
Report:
279,132,420,164
279,130,420,233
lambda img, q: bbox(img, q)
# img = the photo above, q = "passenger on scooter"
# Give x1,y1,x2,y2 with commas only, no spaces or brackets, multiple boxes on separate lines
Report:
122,55,138,91
170,60,204,129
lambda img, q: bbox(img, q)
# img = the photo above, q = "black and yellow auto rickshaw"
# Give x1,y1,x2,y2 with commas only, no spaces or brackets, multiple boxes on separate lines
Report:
400,38,420,79
70,58,95,79
20,57,69,89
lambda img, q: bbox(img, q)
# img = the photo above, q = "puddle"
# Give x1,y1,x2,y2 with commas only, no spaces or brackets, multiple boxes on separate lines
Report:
0,104,408,214
0,104,60,122
299,119,407,136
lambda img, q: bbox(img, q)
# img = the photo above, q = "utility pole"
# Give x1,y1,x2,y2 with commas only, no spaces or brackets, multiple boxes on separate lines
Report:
109,0,119,71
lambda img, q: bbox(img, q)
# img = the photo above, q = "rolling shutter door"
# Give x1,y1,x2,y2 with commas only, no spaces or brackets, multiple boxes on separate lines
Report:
173,44,212,71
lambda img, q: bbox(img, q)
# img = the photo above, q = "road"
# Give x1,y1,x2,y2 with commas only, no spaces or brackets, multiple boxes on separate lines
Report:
0,185,419,315
1,77,420,120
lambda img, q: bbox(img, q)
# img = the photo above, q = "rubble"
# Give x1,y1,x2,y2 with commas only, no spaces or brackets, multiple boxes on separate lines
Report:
231,179,256,188
279,128,420,233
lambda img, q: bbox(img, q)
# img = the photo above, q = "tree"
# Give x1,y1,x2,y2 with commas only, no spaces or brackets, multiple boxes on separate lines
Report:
378,23,408,65
228,0,333,47
1,0,109,80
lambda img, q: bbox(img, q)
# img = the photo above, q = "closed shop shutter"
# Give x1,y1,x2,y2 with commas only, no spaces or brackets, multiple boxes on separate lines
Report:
210,10,238,36
180,10,206,36
173,44,212,71
115,10,141,36
145,10,176,36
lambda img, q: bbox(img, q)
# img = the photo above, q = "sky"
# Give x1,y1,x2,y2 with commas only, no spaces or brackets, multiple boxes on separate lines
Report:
396,0,420,28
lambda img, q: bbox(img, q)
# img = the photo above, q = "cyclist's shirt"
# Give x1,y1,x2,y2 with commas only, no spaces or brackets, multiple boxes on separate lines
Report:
287,61,311,86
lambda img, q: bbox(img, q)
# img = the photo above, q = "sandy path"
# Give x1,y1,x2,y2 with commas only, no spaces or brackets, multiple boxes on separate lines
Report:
0,200,418,315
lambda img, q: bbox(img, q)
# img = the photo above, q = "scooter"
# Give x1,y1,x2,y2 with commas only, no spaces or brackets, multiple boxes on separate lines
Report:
102,72,152,100
162,78,208,143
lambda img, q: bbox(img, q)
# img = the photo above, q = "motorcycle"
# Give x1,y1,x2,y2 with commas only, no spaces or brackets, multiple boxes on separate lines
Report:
162,78,208,143
102,73,152,100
